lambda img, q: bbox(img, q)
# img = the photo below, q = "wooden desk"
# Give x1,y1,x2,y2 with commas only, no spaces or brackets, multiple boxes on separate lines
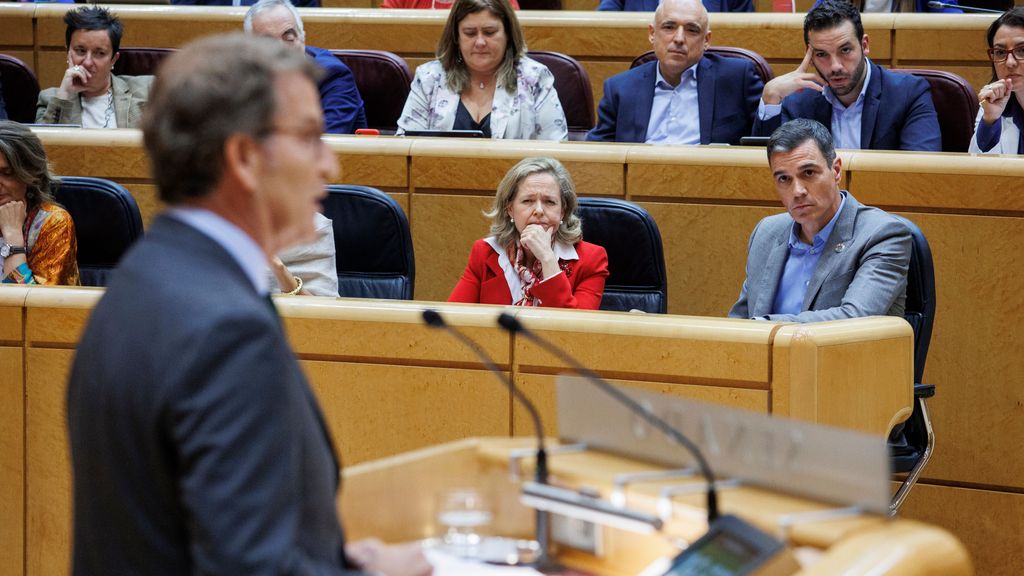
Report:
4,288,911,576
342,437,973,575
4,6,998,113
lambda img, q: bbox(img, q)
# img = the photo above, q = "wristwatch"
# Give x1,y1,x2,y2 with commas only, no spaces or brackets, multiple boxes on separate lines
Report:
0,243,27,258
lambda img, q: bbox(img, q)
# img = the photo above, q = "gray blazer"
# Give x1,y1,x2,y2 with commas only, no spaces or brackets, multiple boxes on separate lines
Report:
36,74,153,127
728,192,911,322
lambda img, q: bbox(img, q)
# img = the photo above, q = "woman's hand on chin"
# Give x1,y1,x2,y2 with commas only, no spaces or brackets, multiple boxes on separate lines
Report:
0,200,27,244
520,223,560,278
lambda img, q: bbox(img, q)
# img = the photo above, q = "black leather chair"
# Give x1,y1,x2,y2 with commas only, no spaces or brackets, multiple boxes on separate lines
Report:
527,51,595,141
330,50,412,134
0,54,41,124
895,68,977,153
53,176,144,287
112,47,175,77
630,46,775,84
889,215,936,515
576,198,667,313
322,185,415,300
518,0,562,8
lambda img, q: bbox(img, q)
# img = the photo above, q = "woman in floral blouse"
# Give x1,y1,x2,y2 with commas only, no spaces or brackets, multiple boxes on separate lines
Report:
396,0,568,141
0,121,79,285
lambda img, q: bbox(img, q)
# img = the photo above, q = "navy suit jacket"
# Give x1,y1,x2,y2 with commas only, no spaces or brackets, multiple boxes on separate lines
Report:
308,46,368,134
587,55,763,145
0,79,7,121
68,215,360,575
754,61,941,152
598,0,752,10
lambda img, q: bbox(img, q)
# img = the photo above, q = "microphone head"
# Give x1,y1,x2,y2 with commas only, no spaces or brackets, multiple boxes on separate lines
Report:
422,309,445,328
497,312,522,333
926,1,942,6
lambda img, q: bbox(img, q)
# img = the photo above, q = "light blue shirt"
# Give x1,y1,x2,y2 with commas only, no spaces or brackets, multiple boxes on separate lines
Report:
822,62,871,150
645,64,701,145
756,60,873,150
165,206,271,295
771,191,848,316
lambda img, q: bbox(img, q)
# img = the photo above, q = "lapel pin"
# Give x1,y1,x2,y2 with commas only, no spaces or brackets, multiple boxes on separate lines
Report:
834,243,846,254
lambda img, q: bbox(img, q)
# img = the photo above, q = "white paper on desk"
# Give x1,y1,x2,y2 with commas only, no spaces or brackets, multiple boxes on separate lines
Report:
425,548,543,576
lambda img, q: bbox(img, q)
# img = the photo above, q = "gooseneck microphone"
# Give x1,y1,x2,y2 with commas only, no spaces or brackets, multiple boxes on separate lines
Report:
421,309,552,562
926,1,1001,12
497,312,720,524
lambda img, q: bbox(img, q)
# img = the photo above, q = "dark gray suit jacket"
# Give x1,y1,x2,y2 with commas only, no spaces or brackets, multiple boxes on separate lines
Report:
728,192,911,322
67,215,360,575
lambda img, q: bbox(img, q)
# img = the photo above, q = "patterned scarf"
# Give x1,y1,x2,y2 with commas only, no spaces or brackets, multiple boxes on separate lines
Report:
512,241,546,306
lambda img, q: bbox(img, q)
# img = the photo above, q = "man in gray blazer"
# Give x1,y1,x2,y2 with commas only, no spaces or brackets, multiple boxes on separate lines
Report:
66,34,429,576
729,118,910,322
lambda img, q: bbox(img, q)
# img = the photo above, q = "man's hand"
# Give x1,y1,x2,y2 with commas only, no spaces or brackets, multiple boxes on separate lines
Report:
346,538,433,576
761,46,824,105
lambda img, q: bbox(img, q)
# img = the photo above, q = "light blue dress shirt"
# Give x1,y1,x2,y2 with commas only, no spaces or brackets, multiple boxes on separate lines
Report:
756,61,873,150
771,191,848,316
646,64,701,145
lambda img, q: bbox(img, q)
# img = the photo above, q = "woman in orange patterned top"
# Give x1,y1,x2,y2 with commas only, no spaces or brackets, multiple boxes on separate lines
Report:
0,121,79,285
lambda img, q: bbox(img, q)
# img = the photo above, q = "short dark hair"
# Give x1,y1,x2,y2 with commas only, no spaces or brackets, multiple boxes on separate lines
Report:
64,6,124,54
986,7,1024,82
804,0,863,47
141,34,320,205
437,0,526,95
0,120,58,212
767,118,837,167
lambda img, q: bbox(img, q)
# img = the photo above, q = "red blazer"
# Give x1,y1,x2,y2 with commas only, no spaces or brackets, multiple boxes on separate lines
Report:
448,239,609,309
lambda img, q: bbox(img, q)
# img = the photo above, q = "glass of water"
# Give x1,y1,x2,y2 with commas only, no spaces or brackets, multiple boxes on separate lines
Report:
437,489,493,555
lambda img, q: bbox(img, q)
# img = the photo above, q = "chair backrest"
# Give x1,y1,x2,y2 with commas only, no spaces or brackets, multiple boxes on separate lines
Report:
112,47,176,77
0,54,41,124
527,51,595,141
894,68,977,153
576,198,667,313
322,184,415,300
52,176,144,287
331,50,412,134
630,46,775,85
892,215,935,383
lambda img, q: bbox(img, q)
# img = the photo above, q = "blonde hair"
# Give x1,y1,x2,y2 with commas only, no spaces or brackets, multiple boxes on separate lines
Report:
484,157,583,249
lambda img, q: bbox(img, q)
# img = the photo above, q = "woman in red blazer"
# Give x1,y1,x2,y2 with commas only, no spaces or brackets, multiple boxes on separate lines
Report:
449,157,609,309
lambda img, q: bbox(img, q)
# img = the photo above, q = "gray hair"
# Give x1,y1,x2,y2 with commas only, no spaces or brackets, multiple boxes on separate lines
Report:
141,33,320,205
243,0,305,41
484,157,582,249
767,118,837,166
0,120,58,212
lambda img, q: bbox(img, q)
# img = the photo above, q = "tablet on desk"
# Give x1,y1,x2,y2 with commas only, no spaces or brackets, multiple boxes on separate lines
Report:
739,136,770,147
403,130,486,138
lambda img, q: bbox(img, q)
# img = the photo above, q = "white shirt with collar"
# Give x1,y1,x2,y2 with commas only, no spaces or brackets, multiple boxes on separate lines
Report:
483,236,579,306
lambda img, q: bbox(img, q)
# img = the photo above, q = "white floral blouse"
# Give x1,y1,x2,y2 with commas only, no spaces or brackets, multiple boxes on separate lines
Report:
397,57,568,141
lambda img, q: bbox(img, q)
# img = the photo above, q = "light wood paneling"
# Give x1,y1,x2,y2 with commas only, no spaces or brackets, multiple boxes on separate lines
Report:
0,347,24,576
410,193,494,302
24,347,74,576
899,482,1024,576
513,373,768,438
305,361,510,465
0,4,36,49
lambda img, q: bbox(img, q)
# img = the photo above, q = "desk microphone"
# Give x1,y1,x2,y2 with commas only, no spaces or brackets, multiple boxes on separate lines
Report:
421,309,552,561
496,312,720,524
926,1,1001,12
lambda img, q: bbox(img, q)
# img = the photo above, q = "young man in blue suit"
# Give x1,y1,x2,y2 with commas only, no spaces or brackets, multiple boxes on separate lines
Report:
245,0,368,135
66,34,430,576
729,119,911,322
587,0,763,145
753,0,941,151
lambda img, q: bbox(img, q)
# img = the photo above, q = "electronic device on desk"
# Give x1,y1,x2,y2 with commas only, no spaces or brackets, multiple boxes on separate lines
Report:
662,515,798,576
739,136,770,147
403,129,485,138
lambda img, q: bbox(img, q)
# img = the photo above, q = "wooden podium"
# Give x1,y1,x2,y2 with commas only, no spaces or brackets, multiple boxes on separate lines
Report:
340,437,973,576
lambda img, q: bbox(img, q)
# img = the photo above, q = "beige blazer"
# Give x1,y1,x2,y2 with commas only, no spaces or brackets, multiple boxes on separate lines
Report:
36,74,153,128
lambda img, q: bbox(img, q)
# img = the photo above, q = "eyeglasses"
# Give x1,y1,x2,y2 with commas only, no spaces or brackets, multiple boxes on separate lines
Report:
268,125,328,155
987,44,1024,63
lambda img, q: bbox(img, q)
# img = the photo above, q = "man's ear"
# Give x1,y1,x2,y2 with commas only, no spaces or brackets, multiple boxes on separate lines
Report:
223,133,263,195
648,23,656,47
832,155,843,185
862,34,870,56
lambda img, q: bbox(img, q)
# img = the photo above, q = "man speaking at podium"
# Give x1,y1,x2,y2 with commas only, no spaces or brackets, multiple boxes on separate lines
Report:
66,34,429,576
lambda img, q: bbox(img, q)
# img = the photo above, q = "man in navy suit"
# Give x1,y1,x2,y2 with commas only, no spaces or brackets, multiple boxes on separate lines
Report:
66,34,430,576
587,0,762,145
752,0,940,151
245,0,368,134
598,0,752,12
